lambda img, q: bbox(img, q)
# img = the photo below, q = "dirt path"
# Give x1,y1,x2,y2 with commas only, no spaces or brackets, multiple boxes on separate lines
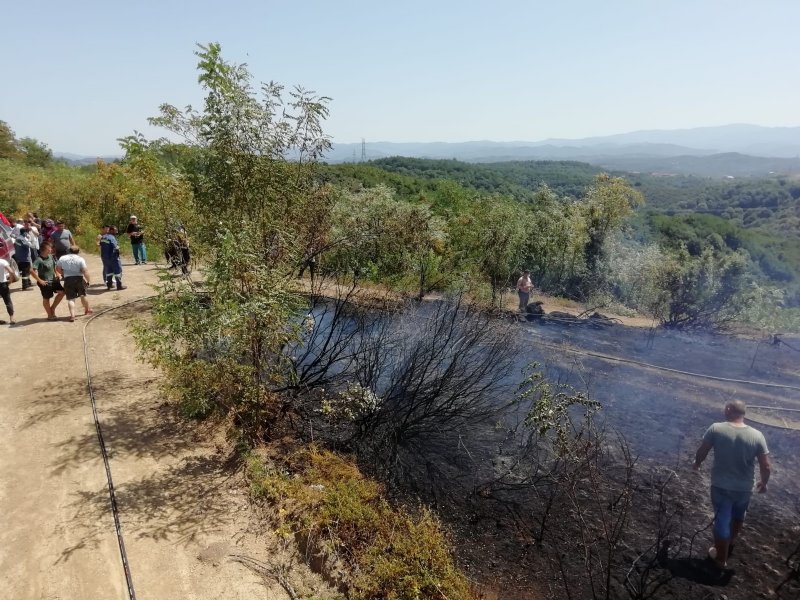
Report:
0,254,329,600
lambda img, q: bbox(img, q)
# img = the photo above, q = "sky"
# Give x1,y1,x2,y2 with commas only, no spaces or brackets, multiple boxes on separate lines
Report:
2,0,799,155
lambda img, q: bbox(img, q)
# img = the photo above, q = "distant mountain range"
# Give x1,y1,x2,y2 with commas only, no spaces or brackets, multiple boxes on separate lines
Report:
53,152,122,165
327,125,800,177
55,124,800,177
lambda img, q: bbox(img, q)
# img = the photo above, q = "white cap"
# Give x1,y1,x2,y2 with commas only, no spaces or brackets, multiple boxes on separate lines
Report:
130,215,137,219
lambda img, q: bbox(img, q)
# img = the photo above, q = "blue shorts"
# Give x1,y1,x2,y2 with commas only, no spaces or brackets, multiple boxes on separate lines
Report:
711,486,752,540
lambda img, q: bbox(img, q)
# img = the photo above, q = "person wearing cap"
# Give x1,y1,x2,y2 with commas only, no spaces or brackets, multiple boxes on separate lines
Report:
50,221,75,259
126,215,147,265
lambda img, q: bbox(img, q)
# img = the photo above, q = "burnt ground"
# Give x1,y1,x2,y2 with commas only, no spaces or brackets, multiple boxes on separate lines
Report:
417,318,800,599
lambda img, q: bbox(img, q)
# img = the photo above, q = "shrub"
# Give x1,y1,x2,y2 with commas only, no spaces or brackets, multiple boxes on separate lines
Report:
247,447,473,600
655,246,756,329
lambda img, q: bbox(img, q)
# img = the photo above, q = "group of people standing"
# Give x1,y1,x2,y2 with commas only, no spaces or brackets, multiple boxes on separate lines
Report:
0,214,148,324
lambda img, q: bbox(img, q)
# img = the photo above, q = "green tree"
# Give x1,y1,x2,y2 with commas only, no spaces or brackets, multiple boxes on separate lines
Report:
655,246,755,329
523,185,586,294
323,185,446,299
134,43,332,443
19,137,52,167
580,173,644,278
0,121,21,160
452,197,528,305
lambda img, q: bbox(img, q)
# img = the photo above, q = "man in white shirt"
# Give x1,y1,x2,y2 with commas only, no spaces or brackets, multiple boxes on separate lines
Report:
56,246,93,322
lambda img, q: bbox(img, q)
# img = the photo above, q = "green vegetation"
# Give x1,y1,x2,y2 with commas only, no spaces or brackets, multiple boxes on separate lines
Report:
325,156,798,326
247,448,471,600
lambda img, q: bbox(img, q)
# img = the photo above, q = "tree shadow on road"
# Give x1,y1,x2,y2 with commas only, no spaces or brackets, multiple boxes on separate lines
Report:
48,372,200,473
56,449,242,564
21,375,94,430
48,365,248,566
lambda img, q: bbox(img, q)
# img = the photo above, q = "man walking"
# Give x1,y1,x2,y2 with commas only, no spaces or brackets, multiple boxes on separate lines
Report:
56,246,93,322
693,401,771,568
126,215,147,265
30,242,64,319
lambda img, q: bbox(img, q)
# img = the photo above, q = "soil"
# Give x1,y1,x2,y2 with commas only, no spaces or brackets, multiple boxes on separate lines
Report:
0,254,334,600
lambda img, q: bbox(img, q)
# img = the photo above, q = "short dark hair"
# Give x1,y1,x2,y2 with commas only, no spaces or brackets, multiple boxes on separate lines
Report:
68,246,80,254
726,400,746,417
56,220,65,225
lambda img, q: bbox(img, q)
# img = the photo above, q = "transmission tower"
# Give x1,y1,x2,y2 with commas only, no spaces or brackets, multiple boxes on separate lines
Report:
360,138,367,162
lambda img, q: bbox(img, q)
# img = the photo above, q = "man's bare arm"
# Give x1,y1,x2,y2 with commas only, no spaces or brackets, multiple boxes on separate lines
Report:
756,453,771,492
693,440,713,470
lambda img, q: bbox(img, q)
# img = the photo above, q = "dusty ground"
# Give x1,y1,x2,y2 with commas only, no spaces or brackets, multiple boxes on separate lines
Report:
0,254,334,600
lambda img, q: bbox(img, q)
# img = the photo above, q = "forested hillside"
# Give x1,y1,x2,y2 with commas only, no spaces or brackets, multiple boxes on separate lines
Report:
363,156,800,235
338,157,800,309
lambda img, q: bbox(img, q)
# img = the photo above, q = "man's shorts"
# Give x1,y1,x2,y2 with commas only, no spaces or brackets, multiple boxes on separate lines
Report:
711,486,753,539
39,279,64,300
63,276,86,300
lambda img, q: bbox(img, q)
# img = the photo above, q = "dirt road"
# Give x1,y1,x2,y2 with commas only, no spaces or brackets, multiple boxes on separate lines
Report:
0,255,327,600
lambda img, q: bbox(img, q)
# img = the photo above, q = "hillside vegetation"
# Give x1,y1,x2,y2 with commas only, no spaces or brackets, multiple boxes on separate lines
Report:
341,157,800,312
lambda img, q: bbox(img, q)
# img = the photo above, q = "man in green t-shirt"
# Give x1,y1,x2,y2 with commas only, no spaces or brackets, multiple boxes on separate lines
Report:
30,241,64,320
693,400,771,568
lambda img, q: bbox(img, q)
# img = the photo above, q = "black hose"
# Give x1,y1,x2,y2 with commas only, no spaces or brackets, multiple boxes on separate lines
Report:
523,328,800,393
82,295,156,600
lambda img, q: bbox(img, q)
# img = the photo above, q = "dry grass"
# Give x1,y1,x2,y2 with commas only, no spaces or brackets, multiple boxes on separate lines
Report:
247,445,473,600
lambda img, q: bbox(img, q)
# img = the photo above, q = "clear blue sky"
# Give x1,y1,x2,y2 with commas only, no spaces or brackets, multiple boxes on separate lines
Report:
2,0,799,155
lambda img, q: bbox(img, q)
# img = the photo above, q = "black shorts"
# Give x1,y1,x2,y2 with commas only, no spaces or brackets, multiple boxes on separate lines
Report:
63,276,86,300
39,279,64,299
